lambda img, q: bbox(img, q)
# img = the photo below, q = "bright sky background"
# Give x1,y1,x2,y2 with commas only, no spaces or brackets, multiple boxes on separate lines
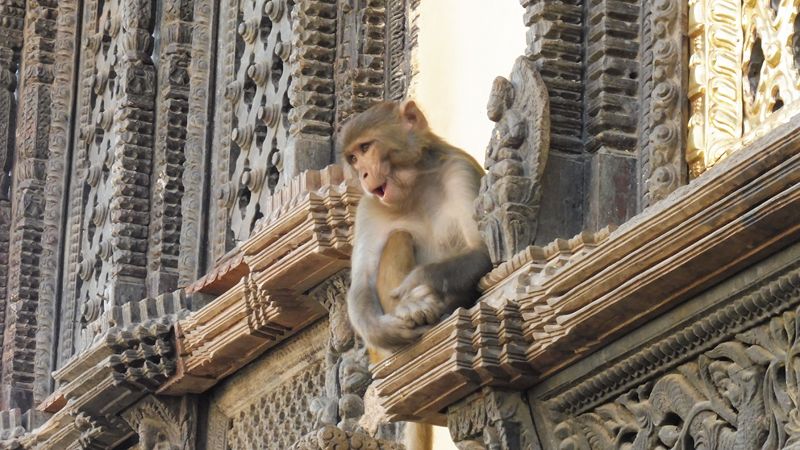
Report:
415,0,527,168
413,1,526,447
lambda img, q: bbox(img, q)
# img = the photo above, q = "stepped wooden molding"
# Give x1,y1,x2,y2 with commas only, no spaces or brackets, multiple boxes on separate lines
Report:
478,227,615,301
10,321,176,449
373,116,800,422
161,166,360,395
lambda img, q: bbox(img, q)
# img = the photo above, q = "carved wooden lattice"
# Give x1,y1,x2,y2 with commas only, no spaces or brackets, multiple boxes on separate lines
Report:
223,0,293,241
226,359,325,450
212,0,336,256
70,0,156,354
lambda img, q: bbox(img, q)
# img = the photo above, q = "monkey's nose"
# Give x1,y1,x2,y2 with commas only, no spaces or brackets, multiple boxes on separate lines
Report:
362,172,368,179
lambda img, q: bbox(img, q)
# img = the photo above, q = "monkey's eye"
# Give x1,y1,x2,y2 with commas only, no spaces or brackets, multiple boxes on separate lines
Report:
359,142,371,153
348,154,357,165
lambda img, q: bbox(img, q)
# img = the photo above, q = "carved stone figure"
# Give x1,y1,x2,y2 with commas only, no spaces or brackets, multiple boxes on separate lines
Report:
476,56,550,265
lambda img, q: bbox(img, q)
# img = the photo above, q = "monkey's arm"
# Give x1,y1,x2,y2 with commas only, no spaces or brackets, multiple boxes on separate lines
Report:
392,157,492,326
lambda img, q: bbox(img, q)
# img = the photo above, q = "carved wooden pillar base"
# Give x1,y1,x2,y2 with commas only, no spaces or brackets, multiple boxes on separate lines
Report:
447,388,541,450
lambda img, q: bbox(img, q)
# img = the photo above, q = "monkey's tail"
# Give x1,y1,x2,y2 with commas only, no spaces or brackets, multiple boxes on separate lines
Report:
404,421,433,450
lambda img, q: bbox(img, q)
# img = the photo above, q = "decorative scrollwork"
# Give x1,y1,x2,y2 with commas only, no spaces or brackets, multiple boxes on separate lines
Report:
548,304,800,450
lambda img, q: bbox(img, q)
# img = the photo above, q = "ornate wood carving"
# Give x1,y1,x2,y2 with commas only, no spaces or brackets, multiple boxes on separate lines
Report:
60,0,157,358
210,0,338,260
123,395,197,450
447,388,540,450
541,279,800,450
334,0,387,128
9,321,177,449
640,0,687,205
584,0,641,155
291,425,403,450
385,0,410,101
161,166,360,394
373,118,800,422
521,0,582,154
146,0,195,296
3,0,59,411
0,0,22,375
475,56,550,264
208,320,328,450
373,301,535,423
178,0,216,287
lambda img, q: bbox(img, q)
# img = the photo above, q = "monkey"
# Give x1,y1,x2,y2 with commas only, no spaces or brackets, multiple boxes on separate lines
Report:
340,100,491,353
339,100,491,450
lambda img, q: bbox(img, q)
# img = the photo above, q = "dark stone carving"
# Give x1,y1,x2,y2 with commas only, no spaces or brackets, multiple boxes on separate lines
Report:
448,388,541,450
475,56,550,265
639,0,687,206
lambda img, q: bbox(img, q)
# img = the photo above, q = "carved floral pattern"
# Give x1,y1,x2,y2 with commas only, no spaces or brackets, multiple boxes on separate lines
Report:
548,305,800,450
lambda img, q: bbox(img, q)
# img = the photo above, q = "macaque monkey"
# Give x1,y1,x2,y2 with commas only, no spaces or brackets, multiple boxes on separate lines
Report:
340,100,490,353
340,100,490,450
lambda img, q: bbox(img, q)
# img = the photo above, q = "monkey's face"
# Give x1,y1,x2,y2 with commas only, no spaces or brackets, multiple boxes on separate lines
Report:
344,136,417,207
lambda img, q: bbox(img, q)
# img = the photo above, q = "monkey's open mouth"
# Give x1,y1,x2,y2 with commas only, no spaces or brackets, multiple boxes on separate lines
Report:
373,183,386,198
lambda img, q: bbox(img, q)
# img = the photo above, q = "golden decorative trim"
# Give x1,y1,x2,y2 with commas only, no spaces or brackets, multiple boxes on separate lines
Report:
687,0,742,177
742,0,800,132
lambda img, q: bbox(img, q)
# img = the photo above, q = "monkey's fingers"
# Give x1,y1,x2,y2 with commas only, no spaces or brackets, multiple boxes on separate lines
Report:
395,286,444,326
377,314,426,345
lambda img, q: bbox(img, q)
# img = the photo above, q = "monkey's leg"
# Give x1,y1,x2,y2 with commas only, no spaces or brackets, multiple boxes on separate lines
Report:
404,421,433,450
372,230,432,450
377,230,416,314
369,229,416,364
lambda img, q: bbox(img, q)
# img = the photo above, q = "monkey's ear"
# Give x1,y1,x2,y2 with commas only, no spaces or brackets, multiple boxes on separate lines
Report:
399,100,428,131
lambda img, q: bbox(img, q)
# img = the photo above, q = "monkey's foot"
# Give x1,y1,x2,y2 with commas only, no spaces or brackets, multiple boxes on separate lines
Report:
393,285,447,327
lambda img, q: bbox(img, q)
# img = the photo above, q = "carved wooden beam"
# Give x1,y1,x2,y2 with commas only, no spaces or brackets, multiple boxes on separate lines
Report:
160,166,360,394
373,116,800,422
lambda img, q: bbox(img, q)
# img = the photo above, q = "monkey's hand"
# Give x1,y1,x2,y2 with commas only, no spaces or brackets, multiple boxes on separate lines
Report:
391,268,448,327
371,314,429,349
